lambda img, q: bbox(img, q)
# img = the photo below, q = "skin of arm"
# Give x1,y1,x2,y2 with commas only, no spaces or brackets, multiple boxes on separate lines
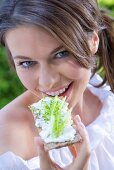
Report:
0,91,39,159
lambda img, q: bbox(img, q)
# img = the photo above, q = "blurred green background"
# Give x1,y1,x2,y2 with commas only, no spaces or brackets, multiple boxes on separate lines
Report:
0,49,25,108
0,0,114,109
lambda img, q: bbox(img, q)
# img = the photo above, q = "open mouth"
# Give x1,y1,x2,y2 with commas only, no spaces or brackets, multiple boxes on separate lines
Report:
59,82,73,97
43,82,73,98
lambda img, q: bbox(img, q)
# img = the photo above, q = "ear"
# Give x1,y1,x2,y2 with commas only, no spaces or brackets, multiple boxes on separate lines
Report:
88,31,99,55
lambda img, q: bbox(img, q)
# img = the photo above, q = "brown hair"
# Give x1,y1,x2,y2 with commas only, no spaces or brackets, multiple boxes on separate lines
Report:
0,0,114,91
96,10,114,91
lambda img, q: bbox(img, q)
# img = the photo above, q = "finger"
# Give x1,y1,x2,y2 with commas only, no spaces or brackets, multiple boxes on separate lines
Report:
34,137,53,170
35,137,64,170
73,115,89,141
73,116,91,165
73,115,90,157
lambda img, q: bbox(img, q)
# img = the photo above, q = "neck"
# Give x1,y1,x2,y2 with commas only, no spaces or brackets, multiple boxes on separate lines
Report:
72,88,102,126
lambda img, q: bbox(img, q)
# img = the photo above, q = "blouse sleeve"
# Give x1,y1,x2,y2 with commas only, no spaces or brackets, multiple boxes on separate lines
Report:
86,84,114,170
0,152,40,170
89,130,114,170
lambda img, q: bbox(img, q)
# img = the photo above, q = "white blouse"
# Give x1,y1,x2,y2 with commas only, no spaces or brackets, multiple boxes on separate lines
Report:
0,74,114,170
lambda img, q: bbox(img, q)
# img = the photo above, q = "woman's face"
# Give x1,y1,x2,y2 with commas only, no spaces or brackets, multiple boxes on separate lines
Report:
5,25,91,108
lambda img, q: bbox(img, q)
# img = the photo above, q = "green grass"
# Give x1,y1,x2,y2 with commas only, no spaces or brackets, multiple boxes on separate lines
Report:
98,0,114,6
0,48,25,108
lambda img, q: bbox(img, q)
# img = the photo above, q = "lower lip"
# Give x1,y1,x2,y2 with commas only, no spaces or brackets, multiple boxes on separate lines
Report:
59,82,73,98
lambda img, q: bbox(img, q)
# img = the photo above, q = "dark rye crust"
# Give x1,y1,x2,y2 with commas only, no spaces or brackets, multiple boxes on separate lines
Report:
44,133,82,151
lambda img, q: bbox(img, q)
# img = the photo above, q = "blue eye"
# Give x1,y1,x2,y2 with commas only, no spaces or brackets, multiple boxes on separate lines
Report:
55,50,69,59
19,61,36,68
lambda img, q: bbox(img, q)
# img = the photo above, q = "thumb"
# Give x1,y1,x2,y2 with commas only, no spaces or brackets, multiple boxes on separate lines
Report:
34,136,46,156
34,137,53,170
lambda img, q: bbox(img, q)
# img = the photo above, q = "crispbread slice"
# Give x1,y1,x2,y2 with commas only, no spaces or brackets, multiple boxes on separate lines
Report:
44,133,82,151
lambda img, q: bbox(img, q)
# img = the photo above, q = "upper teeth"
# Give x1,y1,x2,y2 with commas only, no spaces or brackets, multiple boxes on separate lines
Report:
46,85,69,96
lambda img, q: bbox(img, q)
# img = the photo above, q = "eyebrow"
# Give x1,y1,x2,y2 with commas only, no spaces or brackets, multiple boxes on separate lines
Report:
13,45,64,60
14,56,32,60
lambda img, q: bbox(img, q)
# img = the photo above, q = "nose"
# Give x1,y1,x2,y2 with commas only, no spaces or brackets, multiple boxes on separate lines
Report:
38,64,60,90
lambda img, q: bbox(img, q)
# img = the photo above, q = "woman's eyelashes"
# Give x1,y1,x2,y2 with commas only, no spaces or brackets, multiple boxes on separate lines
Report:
17,60,37,69
16,50,70,69
55,50,70,59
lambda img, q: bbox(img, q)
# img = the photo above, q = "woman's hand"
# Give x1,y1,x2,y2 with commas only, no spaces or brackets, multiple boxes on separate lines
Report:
68,115,91,170
35,115,90,170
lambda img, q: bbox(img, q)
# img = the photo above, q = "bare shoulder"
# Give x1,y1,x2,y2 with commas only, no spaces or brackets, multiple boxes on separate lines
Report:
0,91,38,158
0,90,38,122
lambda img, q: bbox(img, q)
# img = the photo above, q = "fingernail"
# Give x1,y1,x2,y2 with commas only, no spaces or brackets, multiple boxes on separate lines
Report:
34,137,45,154
34,136,43,147
75,115,81,122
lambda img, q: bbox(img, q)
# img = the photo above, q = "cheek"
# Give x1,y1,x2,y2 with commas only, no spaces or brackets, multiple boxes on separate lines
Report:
67,69,91,109
16,69,37,90
59,60,90,80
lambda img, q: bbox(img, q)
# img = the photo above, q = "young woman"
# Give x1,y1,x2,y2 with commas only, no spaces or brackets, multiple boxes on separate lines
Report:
0,0,114,169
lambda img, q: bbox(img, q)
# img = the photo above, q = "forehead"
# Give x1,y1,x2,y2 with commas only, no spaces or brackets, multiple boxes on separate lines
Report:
5,25,61,58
